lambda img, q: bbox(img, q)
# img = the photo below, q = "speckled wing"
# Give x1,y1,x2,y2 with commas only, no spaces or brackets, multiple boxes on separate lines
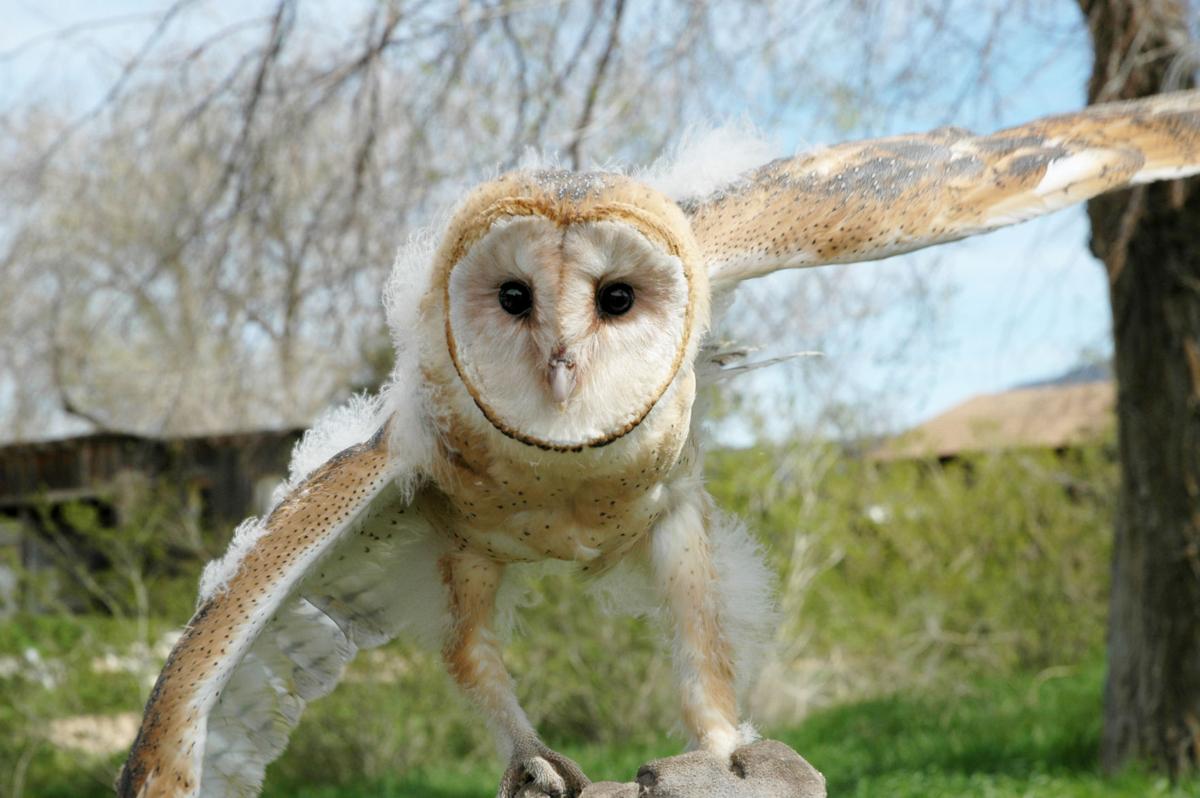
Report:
686,90,1200,290
117,420,446,798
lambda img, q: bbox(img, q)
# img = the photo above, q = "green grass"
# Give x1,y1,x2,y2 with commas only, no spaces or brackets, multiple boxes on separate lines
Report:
15,629,1195,797
267,662,1198,797
7,442,1192,796
777,661,1195,797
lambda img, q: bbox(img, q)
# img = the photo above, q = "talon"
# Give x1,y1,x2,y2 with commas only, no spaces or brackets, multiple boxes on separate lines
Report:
498,749,590,798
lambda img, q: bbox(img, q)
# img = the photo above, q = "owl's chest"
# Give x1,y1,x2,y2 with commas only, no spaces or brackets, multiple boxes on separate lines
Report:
445,474,668,566
426,415,691,566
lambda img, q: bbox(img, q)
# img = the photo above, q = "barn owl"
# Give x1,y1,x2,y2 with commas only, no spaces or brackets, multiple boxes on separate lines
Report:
120,90,1200,798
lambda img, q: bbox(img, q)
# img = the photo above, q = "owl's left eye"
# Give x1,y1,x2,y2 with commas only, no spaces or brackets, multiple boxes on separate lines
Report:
597,282,635,317
498,281,533,317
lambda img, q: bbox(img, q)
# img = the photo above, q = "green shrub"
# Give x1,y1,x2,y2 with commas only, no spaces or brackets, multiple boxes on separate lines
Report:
709,442,1116,690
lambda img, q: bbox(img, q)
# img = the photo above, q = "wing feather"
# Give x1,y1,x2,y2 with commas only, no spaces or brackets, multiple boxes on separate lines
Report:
118,419,445,798
687,90,1200,289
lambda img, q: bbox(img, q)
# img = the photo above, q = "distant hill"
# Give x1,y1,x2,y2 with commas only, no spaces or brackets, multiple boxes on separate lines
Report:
1017,361,1112,389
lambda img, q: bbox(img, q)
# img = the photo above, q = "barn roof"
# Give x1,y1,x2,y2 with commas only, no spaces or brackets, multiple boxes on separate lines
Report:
870,380,1115,461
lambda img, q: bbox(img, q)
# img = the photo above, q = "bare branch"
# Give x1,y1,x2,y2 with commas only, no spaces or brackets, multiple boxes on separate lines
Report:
567,0,626,169
37,0,198,166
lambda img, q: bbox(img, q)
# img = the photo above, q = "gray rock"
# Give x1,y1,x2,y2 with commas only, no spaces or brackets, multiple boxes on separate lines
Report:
565,740,825,798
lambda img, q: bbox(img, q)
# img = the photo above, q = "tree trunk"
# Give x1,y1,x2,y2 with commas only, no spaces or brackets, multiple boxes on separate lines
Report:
1078,0,1200,777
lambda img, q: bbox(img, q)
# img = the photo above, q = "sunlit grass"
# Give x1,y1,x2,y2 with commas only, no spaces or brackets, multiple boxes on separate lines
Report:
270,661,1199,797
778,660,1196,797
6,621,1198,797
6,442,1181,797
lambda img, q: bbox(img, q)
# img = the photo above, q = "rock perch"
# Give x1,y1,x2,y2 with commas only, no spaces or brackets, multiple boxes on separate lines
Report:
517,740,826,798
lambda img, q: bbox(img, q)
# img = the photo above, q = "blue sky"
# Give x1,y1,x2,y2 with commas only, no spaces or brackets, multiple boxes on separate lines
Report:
1,1,1114,436
716,1,1109,436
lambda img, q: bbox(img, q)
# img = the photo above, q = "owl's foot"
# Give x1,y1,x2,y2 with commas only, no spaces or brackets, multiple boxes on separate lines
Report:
497,746,590,798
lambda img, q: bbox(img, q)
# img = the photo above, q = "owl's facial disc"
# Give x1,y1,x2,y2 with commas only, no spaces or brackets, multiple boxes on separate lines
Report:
446,216,692,451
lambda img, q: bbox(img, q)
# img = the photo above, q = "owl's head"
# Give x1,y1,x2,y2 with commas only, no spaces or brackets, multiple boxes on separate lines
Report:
424,171,709,452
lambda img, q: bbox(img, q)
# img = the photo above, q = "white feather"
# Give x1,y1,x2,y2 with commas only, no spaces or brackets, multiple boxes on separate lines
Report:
1132,162,1200,183
1033,151,1108,197
284,392,388,489
708,509,778,691
638,122,779,201
198,516,267,601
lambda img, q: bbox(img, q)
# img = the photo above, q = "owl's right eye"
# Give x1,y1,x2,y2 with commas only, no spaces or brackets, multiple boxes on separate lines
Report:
498,281,533,317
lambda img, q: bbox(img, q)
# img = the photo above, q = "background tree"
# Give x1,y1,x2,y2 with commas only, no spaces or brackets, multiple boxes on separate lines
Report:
1077,0,1200,777
1,0,1058,442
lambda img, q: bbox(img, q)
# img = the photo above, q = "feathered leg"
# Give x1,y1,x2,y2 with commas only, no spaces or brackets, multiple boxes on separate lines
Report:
651,490,741,758
439,550,589,798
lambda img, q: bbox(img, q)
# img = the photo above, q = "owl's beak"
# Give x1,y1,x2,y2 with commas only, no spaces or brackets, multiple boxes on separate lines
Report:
548,352,576,407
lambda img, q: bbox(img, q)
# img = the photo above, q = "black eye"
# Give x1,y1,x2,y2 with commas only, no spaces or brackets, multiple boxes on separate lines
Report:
597,282,635,316
498,281,533,317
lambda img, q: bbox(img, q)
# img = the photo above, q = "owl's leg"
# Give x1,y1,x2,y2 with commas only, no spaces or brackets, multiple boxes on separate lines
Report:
650,491,741,759
439,550,590,798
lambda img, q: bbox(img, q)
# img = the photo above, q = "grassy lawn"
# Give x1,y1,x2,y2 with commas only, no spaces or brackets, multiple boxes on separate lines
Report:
5,612,1197,796
267,662,1197,798
6,446,1191,796
776,662,1193,797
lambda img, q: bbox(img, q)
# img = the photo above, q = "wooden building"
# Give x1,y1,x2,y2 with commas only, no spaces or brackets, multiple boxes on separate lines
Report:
0,429,301,613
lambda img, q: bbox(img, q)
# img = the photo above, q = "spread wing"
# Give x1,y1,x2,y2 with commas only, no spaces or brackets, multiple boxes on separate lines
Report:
118,413,446,798
686,90,1200,290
